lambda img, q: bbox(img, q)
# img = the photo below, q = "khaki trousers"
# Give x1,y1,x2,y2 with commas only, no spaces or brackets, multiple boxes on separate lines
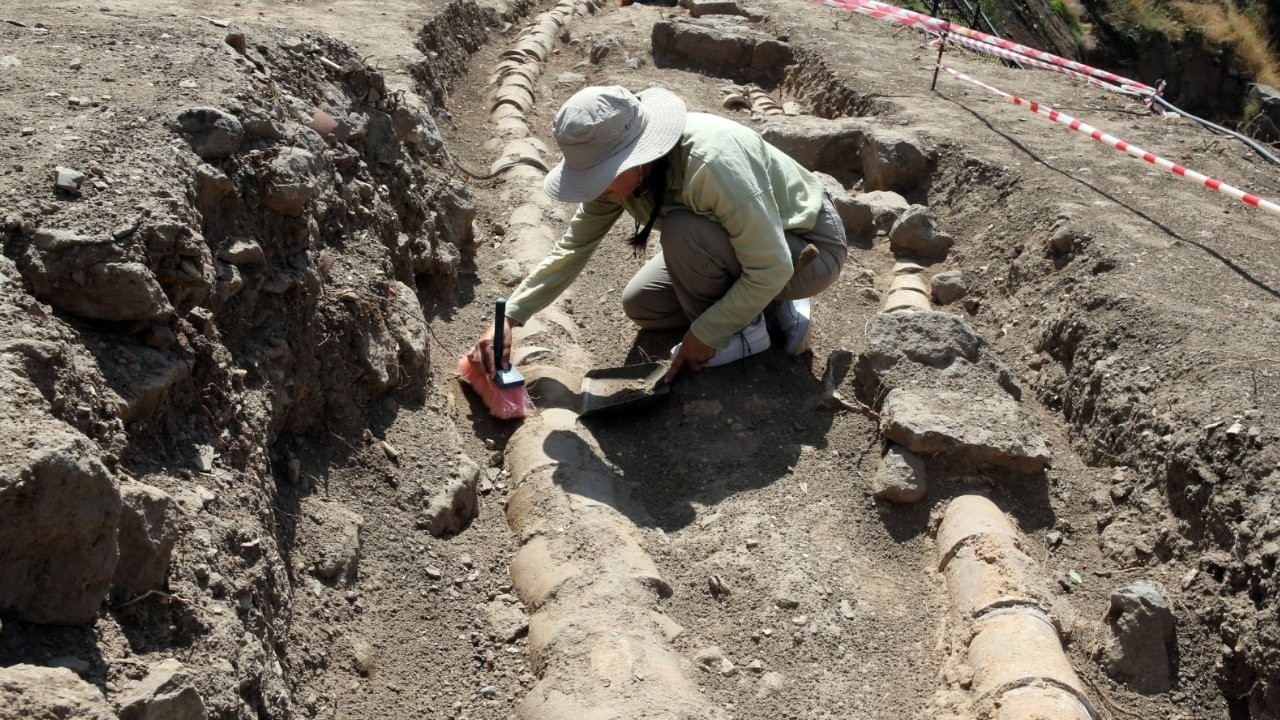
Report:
621,192,848,330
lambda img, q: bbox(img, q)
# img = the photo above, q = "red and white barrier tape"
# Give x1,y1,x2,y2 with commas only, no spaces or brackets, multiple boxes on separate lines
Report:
820,0,1155,94
934,33,1141,96
939,65,1280,219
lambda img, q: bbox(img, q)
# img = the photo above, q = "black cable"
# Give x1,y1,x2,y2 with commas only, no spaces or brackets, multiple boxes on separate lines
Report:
1146,95,1280,167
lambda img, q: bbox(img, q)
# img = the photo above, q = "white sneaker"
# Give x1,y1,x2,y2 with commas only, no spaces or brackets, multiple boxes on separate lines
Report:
671,314,770,368
773,298,811,355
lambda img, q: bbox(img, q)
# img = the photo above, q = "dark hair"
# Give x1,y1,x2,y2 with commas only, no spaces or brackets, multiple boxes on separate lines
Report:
626,153,671,258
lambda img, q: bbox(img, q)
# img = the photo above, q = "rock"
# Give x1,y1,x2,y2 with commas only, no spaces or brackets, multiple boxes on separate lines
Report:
589,35,623,64
92,344,191,424
218,236,266,265
708,574,732,598
757,671,785,698
652,17,793,86
688,0,748,16
383,280,430,382
0,416,120,624
193,164,234,215
760,117,864,176
0,56,20,68
495,258,524,287
555,71,586,87
263,147,320,217
930,270,966,304
53,166,85,194
1248,83,1280,132
294,501,363,585
839,599,856,619
0,665,116,720
871,443,927,503
694,646,734,676
417,453,481,536
49,655,92,675
857,310,984,391
880,388,1050,472
117,658,208,720
860,128,928,192
113,480,179,593
20,127,35,136
173,107,244,160
811,173,872,238
859,190,910,233
21,229,173,322
889,204,952,257
240,110,286,141
397,103,443,153
484,599,528,643
1103,580,1176,693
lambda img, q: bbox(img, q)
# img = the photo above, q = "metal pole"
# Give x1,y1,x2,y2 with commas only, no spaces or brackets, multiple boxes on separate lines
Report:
930,19,949,90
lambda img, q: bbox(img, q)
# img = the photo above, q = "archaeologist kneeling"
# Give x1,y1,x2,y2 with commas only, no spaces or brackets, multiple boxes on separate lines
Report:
469,85,848,382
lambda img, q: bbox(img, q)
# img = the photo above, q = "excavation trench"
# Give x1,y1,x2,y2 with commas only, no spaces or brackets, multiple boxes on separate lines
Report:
448,3,1116,717
1,0,1272,717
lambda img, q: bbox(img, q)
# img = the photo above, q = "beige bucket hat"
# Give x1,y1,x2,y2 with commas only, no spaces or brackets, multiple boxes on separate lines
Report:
543,85,687,203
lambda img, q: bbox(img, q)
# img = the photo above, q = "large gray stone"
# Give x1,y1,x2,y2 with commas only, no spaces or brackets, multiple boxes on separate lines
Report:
54,166,86,195
264,148,321,217
860,128,928,192
652,17,793,86
173,107,244,160
871,444,927,503
889,204,952,257
811,173,872,239
116,658,208,720
688,0,750,18
860,310,984,383
218,236,265,266
113,481,180,594
859,190,910,233
0,665,116,720
384,280,430,381
1103,581,1176,694
104,346,192,424
931,270,966,304
21,230,173,322
0,414,121,624
760,117,865,176
880,388,1049,472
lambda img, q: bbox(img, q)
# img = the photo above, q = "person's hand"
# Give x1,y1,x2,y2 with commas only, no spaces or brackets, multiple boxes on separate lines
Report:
666,329,717,382
469,317,516,375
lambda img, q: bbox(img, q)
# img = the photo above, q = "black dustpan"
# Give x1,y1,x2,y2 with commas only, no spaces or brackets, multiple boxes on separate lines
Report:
579,362,672,417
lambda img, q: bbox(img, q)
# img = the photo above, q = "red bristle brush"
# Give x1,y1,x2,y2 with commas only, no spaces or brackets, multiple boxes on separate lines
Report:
457,297,533,419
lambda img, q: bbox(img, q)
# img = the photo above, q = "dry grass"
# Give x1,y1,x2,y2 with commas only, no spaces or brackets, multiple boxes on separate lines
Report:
1175,0,1280,86
1106,0,1184,37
